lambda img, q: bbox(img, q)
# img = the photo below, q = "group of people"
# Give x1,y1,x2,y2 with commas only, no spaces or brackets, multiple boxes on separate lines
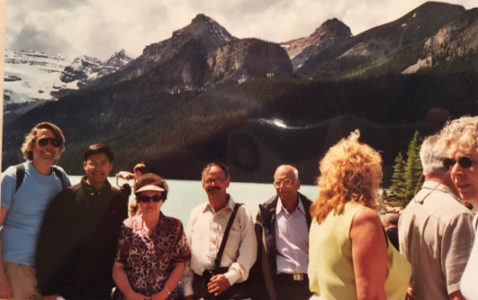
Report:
2,116,478,300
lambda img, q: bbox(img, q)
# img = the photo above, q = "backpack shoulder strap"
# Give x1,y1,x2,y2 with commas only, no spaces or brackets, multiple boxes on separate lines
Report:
51,166,66,190
15,164,67,192
15,163,26,192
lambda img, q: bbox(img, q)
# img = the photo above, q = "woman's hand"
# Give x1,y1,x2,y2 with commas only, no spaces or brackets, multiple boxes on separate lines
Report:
113,262,151,300
151,289,169,300
0,277,13,299
125,290,151,300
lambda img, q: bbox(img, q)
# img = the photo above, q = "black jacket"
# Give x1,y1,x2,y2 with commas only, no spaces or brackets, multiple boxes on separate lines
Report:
254,193,313,300
36,176,128,296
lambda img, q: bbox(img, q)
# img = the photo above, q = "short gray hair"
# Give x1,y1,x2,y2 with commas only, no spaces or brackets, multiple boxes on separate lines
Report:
420,134,446,176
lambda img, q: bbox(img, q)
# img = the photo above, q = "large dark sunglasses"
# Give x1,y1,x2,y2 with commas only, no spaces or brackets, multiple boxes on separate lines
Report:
443,156,474,170
38,137,62,147
137,195,163,203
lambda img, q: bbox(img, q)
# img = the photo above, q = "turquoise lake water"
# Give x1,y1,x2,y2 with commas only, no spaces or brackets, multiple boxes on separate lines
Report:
69,176,319,225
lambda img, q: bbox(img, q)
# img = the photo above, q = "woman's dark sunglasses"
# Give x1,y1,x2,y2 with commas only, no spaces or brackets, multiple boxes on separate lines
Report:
137,195,163,203
443,156,474,170
38,137,62,147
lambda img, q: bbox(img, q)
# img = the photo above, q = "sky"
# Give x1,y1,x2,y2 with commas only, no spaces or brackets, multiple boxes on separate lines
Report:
5,0,477,61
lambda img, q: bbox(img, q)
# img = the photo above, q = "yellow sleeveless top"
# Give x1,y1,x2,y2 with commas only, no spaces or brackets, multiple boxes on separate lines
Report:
308,202,411,300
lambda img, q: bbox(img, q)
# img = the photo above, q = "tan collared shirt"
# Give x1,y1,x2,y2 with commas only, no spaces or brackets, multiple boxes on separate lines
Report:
399,181,474,300
182,195,257,297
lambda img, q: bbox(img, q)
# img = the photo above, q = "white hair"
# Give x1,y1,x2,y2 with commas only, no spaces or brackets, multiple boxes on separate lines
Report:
274,164,299,181
420,134,447,176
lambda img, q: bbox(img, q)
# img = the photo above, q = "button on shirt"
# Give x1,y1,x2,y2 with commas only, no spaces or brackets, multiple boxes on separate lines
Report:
275,198,309,274
182,196,257,296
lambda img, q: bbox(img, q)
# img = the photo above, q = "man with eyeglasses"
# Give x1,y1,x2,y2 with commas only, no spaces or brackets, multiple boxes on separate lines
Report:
0,122,71,300
183,162,257,300
254,164,312,300
398,134,474,300
35,143,128,299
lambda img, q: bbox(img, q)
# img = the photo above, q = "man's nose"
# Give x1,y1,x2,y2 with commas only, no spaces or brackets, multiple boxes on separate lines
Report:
451,163,463,176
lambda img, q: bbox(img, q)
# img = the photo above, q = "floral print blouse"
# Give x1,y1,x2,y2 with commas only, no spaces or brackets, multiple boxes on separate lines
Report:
112,213,190,299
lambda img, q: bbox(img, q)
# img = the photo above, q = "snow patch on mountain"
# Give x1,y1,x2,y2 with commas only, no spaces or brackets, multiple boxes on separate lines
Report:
60,50,133,87
4,49,72,104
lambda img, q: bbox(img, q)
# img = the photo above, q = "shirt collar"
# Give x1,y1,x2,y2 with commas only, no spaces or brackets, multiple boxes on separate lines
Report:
203,194,235,213
275,195,305,215
418,180,461,203
81,175,111,194
133,212,164,232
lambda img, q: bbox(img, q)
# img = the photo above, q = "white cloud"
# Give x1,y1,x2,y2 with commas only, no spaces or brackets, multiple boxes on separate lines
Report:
5,0,477,60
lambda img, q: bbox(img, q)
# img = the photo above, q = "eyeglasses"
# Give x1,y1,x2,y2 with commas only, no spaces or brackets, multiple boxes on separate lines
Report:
37,137,62,147
443,156,475,170
85,160,111,168
203,177,226,184
137,195,163,203
273,179,295,187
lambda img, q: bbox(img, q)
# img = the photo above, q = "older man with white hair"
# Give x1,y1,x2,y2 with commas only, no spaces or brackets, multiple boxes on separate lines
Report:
399,134,474,300
440,116,478,299
255,164,313,300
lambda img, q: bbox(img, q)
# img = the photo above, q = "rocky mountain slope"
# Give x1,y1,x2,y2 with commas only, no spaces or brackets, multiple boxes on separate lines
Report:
286,1,469,77
87,14,292,92
281,18,352,71
205,38,292,86
59,49,133,88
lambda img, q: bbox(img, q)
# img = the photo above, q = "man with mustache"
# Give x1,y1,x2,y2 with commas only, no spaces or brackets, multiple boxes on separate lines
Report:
0,122,70,300
183,162,257,300
398,134,474,300
35,143,128,299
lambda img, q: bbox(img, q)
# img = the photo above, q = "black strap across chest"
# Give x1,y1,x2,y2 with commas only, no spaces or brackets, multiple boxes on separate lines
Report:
214,203,242,271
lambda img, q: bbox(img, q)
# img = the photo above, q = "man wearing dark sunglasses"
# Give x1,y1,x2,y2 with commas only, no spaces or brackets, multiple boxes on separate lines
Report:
399,134,474,300
0,122,71,300
35,143,128,300
440,116,478,299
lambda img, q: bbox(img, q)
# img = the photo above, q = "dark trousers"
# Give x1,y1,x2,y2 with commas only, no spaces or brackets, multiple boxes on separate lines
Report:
274,274,312,300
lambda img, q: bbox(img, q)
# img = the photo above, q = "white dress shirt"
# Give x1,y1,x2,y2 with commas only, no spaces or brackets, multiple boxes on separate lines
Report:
182,196,257,297
275,198,309,274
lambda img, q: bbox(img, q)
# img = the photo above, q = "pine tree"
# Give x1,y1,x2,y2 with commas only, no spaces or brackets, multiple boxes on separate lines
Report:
387,131,423,207
403,131,423,206
389,152,406,200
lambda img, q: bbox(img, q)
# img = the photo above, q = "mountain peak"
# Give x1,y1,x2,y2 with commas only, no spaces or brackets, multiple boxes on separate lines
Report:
191,13,213,24
172,13,234,43
311,18,352,40
413,1,465,12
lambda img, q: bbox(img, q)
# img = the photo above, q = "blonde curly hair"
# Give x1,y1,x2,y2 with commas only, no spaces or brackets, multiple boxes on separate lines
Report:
311,130,382,223
440,116,478,156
